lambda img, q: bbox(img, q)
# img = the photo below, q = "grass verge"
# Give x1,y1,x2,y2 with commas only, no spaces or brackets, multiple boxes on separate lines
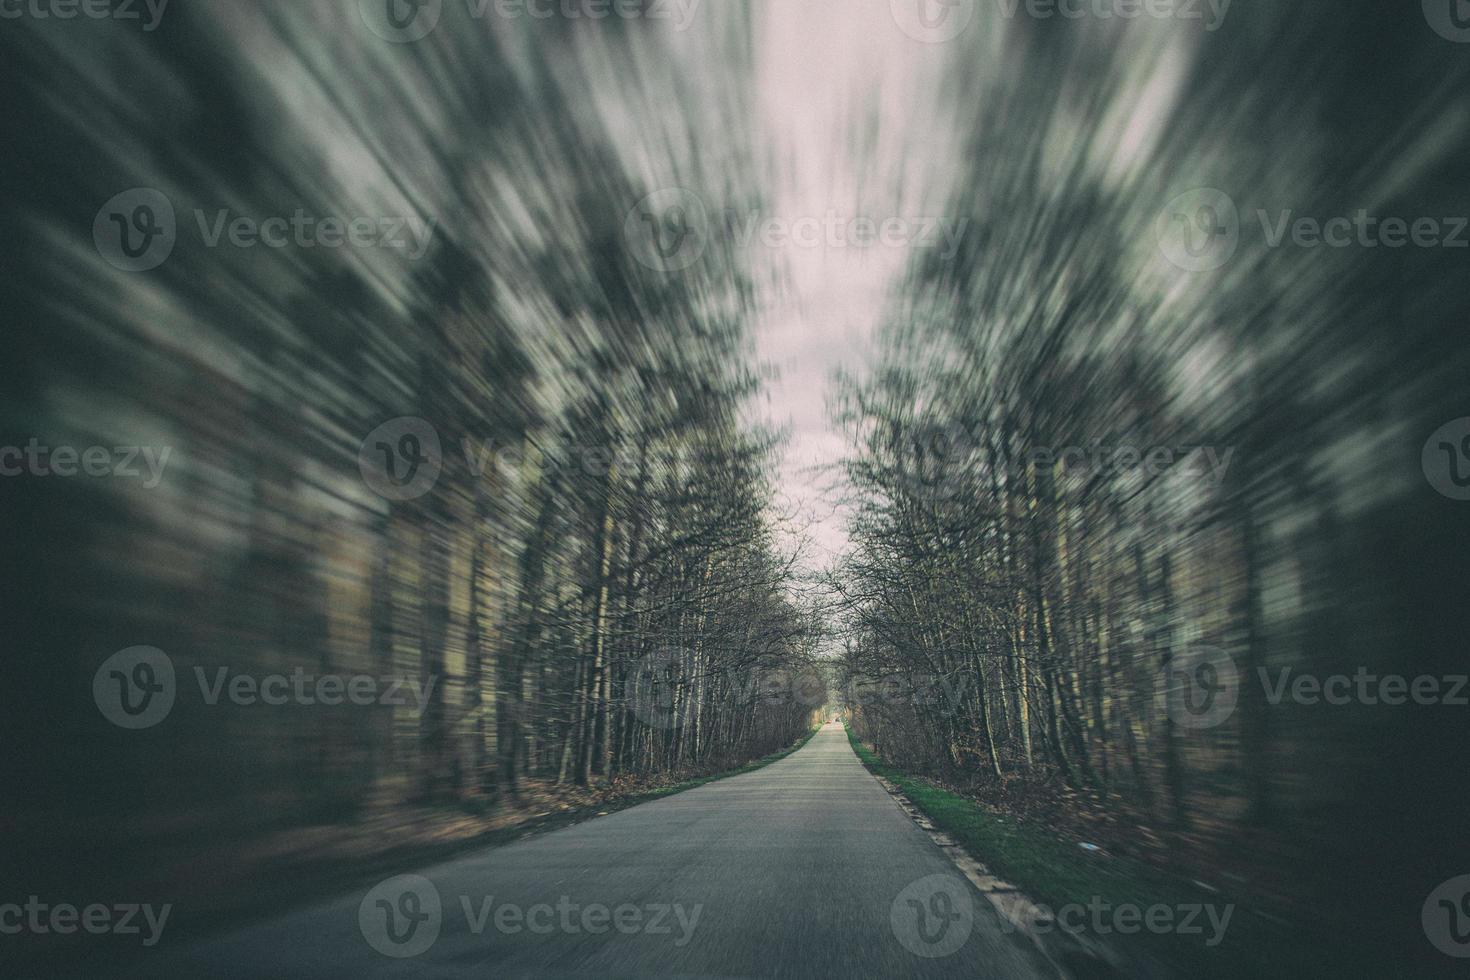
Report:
844,724,1387,979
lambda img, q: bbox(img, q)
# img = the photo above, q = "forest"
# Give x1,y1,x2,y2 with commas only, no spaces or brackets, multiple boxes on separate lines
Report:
3,1,1468,975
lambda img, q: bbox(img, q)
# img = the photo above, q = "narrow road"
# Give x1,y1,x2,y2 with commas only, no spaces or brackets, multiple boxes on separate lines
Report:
137,723,1053,978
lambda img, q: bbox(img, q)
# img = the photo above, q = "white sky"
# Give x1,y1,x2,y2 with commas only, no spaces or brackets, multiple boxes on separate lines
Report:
747,0,964,570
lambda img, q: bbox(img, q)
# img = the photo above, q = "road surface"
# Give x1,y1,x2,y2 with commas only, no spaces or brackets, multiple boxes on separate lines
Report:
131,722,1053,978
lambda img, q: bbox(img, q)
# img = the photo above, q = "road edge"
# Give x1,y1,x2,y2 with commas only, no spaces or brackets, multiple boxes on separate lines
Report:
842,722,1133,980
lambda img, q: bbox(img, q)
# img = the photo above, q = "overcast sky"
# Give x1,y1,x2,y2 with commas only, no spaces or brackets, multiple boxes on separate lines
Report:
746,0,964,570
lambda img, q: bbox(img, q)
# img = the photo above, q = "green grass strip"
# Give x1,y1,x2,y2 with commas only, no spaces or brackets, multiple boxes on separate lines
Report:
844,724,1386,979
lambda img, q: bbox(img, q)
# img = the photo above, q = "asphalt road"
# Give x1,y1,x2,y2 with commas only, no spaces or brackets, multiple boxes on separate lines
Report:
131,722,1054,978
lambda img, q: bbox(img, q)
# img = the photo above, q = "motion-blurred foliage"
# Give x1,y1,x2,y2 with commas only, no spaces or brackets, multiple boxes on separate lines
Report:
2,0,818,914
1,0,1468,973
833,0,1470,965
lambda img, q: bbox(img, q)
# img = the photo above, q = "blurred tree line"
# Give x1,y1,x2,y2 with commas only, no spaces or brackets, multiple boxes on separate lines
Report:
832,0,1470,954
1,0,817,898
